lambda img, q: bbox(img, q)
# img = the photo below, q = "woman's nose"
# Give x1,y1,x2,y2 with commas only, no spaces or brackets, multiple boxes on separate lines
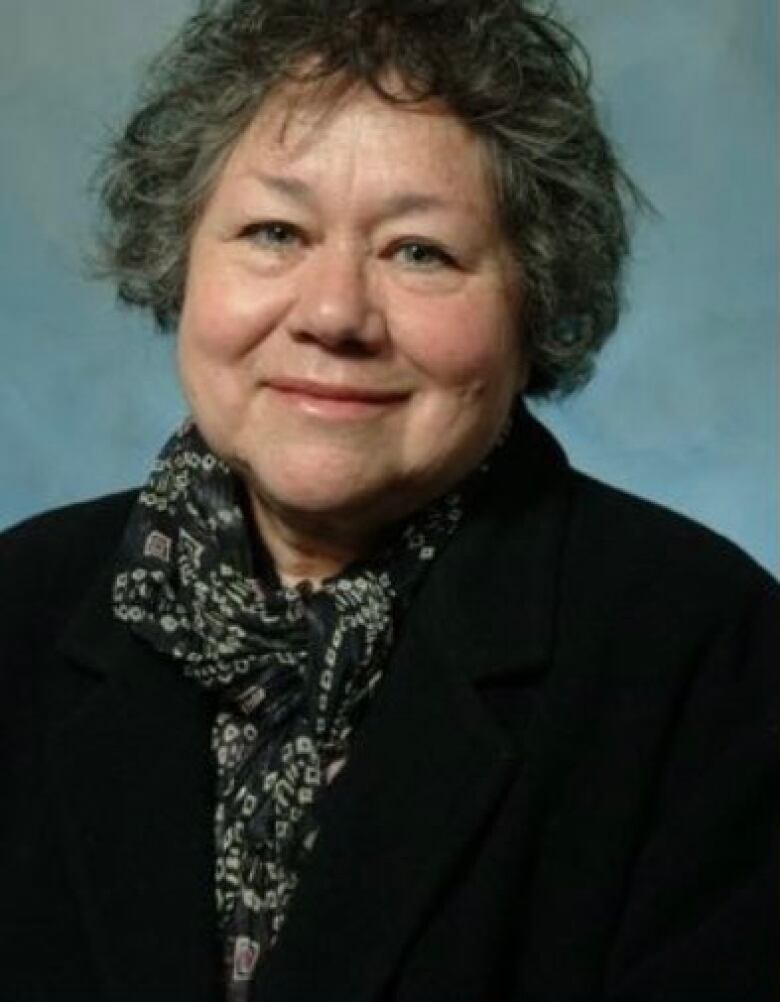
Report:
287,247,387,352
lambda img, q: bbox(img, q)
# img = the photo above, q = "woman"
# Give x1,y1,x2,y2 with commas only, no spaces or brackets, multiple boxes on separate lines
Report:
0,1,775,1000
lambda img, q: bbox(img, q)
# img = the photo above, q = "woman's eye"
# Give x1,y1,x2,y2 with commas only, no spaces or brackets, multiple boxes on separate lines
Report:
394,241,455,269
241,221,301,249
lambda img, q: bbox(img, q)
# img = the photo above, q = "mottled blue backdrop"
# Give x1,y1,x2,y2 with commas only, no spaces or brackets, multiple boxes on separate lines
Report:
1,0,776,573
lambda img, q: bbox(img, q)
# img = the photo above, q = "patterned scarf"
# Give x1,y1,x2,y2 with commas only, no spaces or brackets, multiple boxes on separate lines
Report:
112,421,468,999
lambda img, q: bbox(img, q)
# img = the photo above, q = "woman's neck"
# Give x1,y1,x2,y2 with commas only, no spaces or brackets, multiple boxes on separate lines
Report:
248,495,385,588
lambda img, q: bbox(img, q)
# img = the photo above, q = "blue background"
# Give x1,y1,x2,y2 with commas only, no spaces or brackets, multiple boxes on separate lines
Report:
1,0,776,573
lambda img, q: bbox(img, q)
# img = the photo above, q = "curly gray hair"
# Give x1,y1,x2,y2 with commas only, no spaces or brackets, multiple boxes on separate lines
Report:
94,0,645,396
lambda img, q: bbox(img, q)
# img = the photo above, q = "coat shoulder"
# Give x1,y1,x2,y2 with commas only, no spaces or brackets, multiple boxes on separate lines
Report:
555,469,778,677
0,490,138,615
567,469,776,603
0,492,140,762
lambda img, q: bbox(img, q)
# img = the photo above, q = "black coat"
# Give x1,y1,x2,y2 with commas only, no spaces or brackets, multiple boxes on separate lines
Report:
1,412,776,1002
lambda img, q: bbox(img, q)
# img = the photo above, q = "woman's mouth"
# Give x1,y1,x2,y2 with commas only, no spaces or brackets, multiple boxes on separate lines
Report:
264,377,409,420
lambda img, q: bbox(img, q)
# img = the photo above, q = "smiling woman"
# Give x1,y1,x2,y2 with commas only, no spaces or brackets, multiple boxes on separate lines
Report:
0,2,776,1001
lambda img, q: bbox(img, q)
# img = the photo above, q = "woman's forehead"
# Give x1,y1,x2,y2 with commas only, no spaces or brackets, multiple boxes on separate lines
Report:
221,77,496,207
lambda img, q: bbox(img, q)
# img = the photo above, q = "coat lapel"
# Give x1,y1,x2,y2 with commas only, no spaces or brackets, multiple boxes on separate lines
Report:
255,602,518,1002
255,408,572,1002
53,565,222,1001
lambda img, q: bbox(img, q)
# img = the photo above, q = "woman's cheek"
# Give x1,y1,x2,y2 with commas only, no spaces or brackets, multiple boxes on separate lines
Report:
402,304,516,387
182,241,281,354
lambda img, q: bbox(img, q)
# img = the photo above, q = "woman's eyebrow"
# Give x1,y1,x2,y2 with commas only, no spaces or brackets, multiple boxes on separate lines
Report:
251,172,314,204
378,192,452,219
251,171,454,219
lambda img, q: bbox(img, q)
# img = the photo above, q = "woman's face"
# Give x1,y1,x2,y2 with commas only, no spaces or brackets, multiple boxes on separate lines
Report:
178,81,524,539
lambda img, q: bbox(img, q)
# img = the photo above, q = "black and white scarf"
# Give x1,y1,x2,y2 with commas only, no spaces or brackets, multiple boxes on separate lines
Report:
112,420,469,998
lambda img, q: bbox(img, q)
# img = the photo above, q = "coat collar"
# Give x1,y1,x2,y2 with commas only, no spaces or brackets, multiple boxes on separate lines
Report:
411,402,571,684
55,403,571,1002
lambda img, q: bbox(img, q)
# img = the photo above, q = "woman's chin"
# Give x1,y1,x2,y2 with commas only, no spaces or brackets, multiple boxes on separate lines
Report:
239,456,395,526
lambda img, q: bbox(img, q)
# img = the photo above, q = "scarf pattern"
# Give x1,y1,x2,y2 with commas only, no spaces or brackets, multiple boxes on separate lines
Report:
112,421,464,998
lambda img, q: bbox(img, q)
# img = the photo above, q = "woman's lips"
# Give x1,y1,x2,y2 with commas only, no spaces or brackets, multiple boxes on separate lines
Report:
264,377,408,419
